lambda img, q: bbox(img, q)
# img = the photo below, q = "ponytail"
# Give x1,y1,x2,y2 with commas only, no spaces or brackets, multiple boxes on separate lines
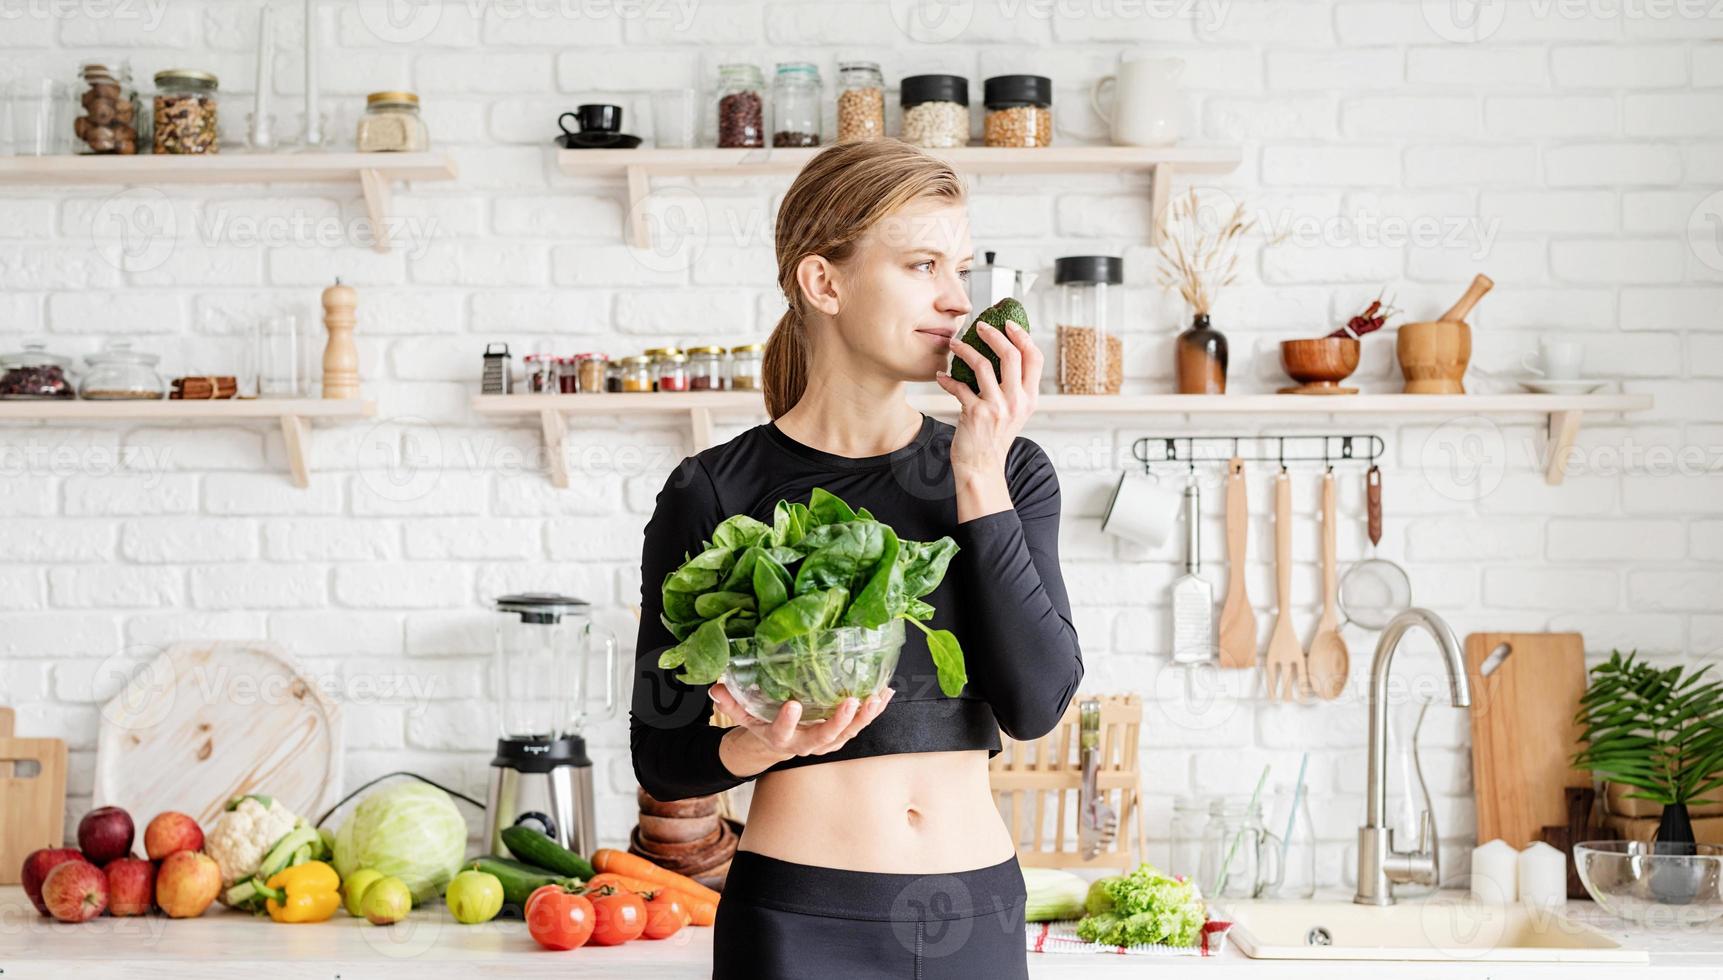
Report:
762,307,808,421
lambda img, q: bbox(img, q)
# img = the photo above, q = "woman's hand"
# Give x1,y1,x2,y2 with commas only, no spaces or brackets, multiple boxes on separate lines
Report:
935,319,1043,520
710,682,894,773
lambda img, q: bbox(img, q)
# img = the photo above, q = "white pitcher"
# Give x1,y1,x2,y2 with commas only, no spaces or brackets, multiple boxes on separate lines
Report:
1091,55,1183,147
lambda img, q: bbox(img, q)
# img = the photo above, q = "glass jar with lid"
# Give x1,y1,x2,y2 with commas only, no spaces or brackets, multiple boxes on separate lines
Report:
577,353,608,394
1169,796,1208,885
713,63,766,148
1199,796,1283,900
73,62,140,155
0,341,76,399
835,62,884,142
356,90,429,152
557,356,580,394
685,346,727,390
619,355,654,392
728,343,763,391
900,74,969,148
656,353,690,392
80,340,165,400
524,353,557,394
983,74,1052,148
771,62,822,147
153,69,220,154
1055,255,1122,395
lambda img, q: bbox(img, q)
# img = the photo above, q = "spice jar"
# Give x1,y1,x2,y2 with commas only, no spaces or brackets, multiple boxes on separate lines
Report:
900,75,968,148
152,69,219,154
643,345,683,385
686,346,727,390
1055,255,1122,395
771,62,822,147
619,355,654,392
835,61,884,143
577,353,608,394
728,343,763,391
73,62,139,155
605,359,622,392
557,356,580,394
984,74,1052,148
80,340,166,400
656,353,690,392
524,353,558,394
714,63,766,148
356,91,429,152
0,341,75,399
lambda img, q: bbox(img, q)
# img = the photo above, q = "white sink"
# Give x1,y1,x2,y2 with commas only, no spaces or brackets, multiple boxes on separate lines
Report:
1220,895,1649,963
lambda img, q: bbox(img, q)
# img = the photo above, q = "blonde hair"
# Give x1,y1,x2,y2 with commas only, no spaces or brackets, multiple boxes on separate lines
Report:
762,140,966,419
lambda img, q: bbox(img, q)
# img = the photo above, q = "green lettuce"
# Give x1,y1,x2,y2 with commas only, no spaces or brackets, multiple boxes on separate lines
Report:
1074,863,1206,947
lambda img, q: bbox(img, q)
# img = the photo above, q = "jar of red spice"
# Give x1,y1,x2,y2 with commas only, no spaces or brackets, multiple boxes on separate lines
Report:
657,353,690,392
686,346,727,390
557,356,579,393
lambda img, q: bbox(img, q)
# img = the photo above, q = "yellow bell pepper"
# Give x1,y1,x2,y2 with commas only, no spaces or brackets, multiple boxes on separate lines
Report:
263,860,342,923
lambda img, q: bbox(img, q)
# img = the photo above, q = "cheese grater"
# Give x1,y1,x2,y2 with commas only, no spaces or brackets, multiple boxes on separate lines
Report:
1170,482,1214,662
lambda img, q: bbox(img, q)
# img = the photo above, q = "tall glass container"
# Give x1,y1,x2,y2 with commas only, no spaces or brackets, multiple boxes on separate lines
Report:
835,61,884,142
1054,255,1122,395
713,63,766,148
771,62,821,147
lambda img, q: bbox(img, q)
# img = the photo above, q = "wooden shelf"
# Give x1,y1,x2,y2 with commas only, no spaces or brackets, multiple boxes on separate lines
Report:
471,391,1652,488
555,145,1242,249
0,152,458,255
0,397,376,488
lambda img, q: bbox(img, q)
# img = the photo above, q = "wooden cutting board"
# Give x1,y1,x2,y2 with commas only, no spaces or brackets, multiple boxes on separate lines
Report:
92,641,343,828
1465,632,1590,848
1,706,70,884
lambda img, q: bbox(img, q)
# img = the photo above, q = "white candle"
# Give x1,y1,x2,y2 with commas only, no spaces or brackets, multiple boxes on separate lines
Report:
250,4,274,148
1470,838,1517,904
1518,841,1567,907
303,0,321,146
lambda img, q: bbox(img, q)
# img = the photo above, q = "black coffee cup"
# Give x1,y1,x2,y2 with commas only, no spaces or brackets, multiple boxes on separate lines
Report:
559,103,621,138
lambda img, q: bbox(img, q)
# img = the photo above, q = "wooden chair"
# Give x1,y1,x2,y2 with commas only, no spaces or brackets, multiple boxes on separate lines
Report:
989,693,1146,873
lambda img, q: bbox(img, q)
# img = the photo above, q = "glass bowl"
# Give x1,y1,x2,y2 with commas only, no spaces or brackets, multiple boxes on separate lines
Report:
1574,840,1723,926
721,619,903,725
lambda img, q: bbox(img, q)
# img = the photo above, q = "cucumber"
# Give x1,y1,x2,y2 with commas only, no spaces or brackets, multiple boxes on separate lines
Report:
500,825,597,880
466,856,575,910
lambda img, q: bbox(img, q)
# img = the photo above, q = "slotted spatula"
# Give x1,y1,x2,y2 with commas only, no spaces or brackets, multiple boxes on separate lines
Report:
1264,469,1308,702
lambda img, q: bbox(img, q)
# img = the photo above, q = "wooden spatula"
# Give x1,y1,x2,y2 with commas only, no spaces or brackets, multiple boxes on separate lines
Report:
1217,457,1256,669
1264,470,1308,702
1307,471,1349,699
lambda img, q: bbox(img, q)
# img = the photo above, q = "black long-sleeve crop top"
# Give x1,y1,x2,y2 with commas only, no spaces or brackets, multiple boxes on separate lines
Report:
629,411,1085,802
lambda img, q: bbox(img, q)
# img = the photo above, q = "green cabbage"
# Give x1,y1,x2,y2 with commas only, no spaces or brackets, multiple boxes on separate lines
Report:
1075,863,1206,947
332,782,468,903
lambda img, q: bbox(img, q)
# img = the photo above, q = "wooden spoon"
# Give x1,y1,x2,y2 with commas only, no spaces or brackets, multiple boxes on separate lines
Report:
1216,457,1256,669
1264,469,1307,702
1307,471,1349,699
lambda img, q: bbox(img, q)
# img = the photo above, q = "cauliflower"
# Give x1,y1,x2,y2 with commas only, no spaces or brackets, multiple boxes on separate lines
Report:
204,794,301,891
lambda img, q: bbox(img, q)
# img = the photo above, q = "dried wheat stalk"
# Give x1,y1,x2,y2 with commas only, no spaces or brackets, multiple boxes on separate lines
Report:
1153,188,1256,316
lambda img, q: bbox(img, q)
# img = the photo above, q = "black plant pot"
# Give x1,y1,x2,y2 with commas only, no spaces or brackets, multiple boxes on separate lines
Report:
1649,801,1703,905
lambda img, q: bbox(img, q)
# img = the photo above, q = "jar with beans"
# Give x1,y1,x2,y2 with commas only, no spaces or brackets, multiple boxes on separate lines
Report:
1054,255,1123,395
771,62,822,147
577,353,608,394
656,353,691,392
728,343,763,391
714,63,766,148
900,74,969,149
983,74,1052,148
686,346,727,390
836,61,884,143
0,342,75,399
73,62,140,155
619,356,654,392
153,69,220,154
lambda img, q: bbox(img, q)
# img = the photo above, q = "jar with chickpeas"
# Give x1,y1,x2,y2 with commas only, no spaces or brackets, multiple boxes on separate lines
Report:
835,61,885,142
983,74,1051,148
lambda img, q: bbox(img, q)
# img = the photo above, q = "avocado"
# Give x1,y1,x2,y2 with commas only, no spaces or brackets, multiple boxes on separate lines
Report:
948,296,1030,393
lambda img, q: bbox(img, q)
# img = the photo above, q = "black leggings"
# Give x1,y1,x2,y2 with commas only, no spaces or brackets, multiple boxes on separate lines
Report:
712,849,1029,980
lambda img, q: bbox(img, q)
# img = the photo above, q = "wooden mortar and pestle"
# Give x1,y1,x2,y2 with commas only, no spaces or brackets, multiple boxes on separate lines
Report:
1397,274,1492,394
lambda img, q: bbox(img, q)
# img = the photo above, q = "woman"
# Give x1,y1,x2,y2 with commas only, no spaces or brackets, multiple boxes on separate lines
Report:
630,139,1084,979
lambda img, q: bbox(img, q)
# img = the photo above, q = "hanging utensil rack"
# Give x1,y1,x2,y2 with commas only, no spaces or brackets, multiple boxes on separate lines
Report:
1130,434,1386,471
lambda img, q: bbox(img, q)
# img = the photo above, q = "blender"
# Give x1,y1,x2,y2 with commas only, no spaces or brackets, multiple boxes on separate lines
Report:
483,593,620,860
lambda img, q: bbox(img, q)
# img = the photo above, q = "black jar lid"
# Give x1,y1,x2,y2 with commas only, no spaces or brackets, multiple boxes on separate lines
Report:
1054,255,1123,285
901,74,969,107
984,74,1051,108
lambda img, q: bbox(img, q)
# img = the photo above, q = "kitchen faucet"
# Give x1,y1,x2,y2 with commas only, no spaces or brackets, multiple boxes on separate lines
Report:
1354,608,1471,906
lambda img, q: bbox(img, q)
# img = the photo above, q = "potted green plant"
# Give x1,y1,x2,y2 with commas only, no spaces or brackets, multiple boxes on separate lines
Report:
1572,650,1723,854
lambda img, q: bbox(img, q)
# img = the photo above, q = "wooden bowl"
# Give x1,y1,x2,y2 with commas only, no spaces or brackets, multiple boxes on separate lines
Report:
637,786,718,818
1397,320,1471,394
1279,337,1361,395
638,812,721,844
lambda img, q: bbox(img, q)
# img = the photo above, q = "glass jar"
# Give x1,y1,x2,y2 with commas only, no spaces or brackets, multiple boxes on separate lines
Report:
619,355,654,392
686,346,727,391
713,63,766,148
771,62,822,147
728,343,763,391
835,61,884,143
557,356,579,394
356,90,429,152
577,353,608,394
80,340,165,400
656,353,690,392
73,62,140,155
0,342,76,399
1169,796,1208,885
900,74,968,148
152,69,219,154
524,353,557,394
984,74,1052,148
1263,784,1317,899
1199,797,1283,901
605,359,622,392
1055,255,1122,395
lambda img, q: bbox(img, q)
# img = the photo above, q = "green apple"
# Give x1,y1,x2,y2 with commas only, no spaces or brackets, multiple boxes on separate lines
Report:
362,876,412,925
342,868,384,918
444,869,503,925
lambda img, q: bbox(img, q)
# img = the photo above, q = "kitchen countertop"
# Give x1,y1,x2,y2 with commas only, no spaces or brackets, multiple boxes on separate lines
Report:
2,886,1720,978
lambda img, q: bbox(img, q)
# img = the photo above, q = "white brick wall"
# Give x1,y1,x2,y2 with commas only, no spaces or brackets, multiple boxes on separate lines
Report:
1,0,1719,888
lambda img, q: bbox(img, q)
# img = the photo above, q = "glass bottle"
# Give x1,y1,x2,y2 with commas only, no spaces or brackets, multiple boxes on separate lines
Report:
713,63,766,148
1169,796,1209,885
771,62,822,147
1176,312,1228,394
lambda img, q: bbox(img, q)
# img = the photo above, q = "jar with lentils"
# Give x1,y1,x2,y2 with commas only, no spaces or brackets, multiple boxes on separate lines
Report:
686,346,727,390
153,69,220,154
728,343,763,391
900,74,968,149
983,74,1052,148
714,63,766,148
836,61,884,142
771,62,822,147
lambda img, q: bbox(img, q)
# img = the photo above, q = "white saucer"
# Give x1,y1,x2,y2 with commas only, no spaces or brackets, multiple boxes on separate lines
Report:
1519,378,1606,395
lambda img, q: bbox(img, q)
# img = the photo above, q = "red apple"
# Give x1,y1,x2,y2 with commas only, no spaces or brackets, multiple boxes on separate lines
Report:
143,811,204,861
42,859,107,922
77,806,134,866
104,856,154,916
21,848,86,916
155,850,220,919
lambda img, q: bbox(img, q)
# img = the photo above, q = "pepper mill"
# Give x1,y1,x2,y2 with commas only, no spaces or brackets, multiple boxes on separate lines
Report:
320,277,358,399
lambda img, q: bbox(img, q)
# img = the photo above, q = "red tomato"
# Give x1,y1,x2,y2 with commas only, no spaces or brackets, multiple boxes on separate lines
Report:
587,887,647,946
642,891,690,940
524,883,562,919
526,888,595,951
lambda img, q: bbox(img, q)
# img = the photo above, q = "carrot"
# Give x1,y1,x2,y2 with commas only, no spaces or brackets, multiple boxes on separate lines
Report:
592,849,722,906
584,871,717,927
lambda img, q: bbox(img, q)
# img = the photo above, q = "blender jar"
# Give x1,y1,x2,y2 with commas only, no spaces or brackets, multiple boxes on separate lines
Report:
1055,255,1123,395
493,593,620,741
